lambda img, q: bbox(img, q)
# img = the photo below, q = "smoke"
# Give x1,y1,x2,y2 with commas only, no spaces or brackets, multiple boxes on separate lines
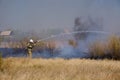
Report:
0,30,110,58
37,33,109,59
85,0,120,33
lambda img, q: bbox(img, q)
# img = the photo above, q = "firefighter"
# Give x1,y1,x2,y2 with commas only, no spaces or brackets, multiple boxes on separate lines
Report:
27,39,36,58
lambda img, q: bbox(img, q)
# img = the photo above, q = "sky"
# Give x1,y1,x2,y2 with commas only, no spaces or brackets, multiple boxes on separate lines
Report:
0,0,120,33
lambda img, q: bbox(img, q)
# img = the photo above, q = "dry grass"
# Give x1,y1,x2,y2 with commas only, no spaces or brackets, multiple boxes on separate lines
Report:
0,58,120,80
107,36,120,59
89,36,120,59
89,41,107,58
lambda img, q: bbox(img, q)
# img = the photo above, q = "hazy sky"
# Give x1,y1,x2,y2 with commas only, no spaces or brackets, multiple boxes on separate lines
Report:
0,0,120,33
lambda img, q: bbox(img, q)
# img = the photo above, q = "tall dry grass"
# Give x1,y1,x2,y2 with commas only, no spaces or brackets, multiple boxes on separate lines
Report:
89,41,107,59
107,36,120,59
0,58,120,80
89,35,120,60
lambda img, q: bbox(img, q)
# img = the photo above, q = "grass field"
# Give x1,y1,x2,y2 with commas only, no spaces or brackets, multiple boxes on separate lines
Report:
0,58,120,80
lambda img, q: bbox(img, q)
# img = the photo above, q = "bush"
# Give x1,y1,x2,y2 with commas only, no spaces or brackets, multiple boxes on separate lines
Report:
68,40,77,47
107,36,120,59
89,36,120,60
89,41,107,59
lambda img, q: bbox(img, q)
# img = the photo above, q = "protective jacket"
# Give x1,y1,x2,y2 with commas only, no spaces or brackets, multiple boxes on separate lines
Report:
27,42,35,49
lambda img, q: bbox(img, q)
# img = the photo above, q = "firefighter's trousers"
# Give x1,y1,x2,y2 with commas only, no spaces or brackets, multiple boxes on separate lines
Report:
27,49,32,58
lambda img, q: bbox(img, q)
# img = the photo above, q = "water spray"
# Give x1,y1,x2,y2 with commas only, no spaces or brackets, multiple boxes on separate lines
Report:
37,30,111,42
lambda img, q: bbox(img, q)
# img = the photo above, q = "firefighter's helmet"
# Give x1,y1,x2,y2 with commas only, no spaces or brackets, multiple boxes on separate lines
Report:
29,39,34,43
